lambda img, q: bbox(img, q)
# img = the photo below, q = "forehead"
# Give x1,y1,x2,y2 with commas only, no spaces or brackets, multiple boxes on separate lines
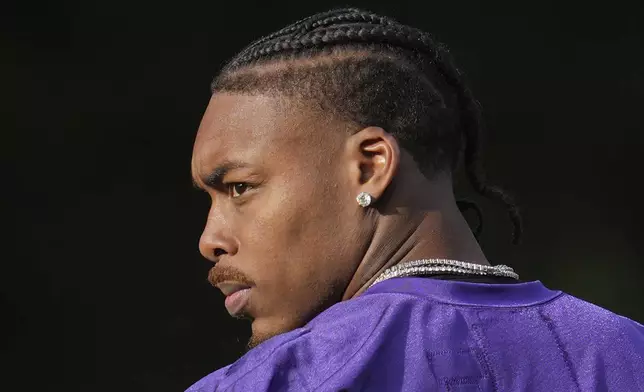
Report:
192,93,314,173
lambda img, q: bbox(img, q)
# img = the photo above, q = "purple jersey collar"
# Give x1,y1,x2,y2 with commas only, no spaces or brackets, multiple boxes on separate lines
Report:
363,277,562,307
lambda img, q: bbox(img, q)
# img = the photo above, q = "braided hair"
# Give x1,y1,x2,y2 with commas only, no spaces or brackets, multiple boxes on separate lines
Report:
211,7,523,244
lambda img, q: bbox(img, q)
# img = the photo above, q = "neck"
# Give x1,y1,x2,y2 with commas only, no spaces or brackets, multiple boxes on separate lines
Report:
341,172,488,300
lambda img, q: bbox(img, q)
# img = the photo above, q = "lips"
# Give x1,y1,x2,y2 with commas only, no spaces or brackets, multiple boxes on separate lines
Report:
216,282,252,316
223,288,251,316
216,282,251,296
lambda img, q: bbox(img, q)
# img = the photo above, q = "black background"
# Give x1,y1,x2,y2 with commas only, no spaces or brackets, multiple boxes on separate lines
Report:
3,0,643,391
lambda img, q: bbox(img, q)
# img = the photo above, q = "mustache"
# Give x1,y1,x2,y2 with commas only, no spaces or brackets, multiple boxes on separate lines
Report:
207,264,255,288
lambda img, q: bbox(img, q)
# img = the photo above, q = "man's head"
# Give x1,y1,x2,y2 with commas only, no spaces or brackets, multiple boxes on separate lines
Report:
191,8,521,348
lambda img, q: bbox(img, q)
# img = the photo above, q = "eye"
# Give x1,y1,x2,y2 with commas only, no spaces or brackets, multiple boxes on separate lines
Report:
229,183,251,198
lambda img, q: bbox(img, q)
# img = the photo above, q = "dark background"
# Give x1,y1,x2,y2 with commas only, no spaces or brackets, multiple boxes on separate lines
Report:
2,0,643,390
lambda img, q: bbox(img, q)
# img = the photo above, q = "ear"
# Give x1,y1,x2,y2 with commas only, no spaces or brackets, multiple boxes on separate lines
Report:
345,126,400,201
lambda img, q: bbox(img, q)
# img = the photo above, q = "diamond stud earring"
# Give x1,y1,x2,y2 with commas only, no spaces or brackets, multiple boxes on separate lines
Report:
356,192,373,207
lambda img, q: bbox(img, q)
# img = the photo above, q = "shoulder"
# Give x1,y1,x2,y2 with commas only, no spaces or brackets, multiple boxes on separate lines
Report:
543,293,644,357
544,293,643,334
185,291,429,392
542,294,644,388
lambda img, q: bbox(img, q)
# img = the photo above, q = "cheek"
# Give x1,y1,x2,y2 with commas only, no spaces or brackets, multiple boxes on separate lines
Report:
242,173,359,284
243,181,324,258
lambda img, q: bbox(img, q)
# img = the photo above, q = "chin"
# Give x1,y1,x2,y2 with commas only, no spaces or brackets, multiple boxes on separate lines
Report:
245,316,301,351
246,332,268,350
244,291,343,351
246,323,280,350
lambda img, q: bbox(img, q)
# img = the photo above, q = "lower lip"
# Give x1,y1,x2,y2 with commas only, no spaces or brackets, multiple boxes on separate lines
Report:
224,288,251,316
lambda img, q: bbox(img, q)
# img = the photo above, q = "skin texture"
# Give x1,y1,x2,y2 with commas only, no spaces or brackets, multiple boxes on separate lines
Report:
191,93,488,348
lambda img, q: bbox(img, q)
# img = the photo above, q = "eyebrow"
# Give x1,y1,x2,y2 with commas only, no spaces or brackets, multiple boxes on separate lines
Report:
192,160,249,190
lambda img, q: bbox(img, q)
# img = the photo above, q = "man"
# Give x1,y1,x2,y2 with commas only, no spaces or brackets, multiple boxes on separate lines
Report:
187,7,644,391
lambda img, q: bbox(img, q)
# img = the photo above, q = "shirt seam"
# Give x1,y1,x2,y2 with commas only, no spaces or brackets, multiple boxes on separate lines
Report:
471,314,498,392
538,307,582,392
310,307,391,390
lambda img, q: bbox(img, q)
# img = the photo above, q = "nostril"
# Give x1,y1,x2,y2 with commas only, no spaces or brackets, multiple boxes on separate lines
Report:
214,248,227,257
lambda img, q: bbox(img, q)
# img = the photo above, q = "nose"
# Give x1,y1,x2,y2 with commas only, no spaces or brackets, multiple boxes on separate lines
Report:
198,208,238,263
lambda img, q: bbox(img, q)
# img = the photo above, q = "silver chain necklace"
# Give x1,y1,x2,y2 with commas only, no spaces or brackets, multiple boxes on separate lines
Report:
369,258,519,288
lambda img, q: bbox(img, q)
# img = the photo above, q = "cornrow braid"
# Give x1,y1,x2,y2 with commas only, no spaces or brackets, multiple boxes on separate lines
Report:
213,7,523,245
234,8,395,57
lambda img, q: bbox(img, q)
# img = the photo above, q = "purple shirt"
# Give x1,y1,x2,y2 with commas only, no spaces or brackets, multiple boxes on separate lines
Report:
186,278,644,391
